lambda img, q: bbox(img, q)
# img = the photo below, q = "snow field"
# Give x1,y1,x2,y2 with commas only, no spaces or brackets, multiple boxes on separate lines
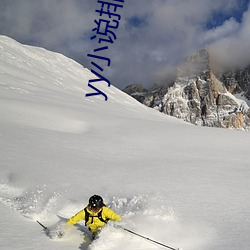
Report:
0,36,250,250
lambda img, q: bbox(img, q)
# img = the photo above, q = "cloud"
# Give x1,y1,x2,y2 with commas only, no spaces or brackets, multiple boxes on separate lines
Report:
0,0,97,53
0,0,249,89
200,18,240,45
209,3,250,69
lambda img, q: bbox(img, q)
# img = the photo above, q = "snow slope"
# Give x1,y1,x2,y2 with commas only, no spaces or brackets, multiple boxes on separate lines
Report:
0,35,250,250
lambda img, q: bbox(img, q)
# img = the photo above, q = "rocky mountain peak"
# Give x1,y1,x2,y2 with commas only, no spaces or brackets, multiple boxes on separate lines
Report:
177,49,210,78
123,49,250,130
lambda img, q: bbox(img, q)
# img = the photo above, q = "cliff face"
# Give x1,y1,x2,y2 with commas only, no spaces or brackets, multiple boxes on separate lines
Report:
123,49,250,130
218,66,250,99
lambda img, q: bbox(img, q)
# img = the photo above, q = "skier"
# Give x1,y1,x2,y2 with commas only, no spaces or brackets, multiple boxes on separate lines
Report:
66,194,122,239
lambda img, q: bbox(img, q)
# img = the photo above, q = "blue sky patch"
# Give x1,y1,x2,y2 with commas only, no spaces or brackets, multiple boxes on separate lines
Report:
127,15,148,28
206,0,249,29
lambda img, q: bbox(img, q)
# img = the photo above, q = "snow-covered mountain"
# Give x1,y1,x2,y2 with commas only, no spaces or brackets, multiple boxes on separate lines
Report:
124,49,250,130
0,36,250,250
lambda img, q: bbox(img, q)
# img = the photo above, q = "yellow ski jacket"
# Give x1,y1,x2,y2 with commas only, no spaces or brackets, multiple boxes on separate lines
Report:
67,206,121,233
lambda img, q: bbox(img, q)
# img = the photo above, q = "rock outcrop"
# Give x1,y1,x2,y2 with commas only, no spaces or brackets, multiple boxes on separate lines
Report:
124,49,250,130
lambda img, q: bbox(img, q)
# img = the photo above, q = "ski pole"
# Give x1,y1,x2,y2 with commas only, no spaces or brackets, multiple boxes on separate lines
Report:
122,227,180,250
37,220,48,231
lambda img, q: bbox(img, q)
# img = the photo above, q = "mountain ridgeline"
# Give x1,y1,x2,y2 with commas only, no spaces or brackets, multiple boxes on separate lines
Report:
123,49,250,130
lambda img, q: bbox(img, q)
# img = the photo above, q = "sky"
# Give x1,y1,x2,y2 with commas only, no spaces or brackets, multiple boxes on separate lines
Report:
0,0,249,89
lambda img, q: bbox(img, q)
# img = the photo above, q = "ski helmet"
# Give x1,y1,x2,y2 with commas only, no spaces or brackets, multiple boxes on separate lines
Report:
89,195,104,210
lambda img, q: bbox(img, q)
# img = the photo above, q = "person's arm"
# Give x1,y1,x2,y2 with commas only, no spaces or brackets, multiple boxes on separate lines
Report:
103,207,122,222
67,209,85,225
